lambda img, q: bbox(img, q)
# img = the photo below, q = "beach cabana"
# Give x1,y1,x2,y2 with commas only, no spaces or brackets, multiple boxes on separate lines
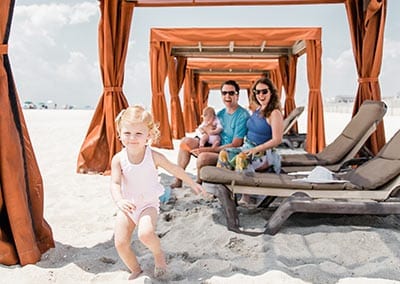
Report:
75,0,386,174
183,58,282,133
0,0,388,266
0,0,54,265
150,27,323,152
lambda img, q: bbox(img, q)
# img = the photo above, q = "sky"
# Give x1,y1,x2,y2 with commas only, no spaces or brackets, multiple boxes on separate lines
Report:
10,0,400,110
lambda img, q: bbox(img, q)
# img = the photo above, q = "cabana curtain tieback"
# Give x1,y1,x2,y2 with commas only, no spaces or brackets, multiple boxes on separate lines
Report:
358,77,378,83
0,44,8,54
104,86,123,92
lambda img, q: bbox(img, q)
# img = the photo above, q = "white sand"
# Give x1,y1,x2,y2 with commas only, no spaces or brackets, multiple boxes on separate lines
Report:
0,109,400,284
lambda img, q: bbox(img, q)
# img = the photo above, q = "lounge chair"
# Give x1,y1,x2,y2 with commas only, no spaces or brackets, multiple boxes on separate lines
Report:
283,106,305,135
279,106,306,149
280,100,387,172
200,129,400,235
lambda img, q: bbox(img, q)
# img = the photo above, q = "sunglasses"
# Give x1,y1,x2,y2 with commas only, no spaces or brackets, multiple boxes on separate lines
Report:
253,88,269,95
221,91,237,96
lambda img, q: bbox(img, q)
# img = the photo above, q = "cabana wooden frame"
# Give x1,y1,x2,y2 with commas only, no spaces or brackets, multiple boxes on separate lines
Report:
149,26,324,150
76,0,386,176
183,58,282,132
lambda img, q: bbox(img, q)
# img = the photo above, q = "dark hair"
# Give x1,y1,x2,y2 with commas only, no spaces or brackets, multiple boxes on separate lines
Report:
220,80,240,94
251,77,281,118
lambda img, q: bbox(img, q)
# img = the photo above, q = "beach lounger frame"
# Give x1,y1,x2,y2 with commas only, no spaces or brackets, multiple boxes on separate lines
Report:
200,129,400,235
280,106,306,149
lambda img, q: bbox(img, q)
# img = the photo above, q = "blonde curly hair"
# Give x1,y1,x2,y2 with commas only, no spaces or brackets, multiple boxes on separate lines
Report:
115,105,160,143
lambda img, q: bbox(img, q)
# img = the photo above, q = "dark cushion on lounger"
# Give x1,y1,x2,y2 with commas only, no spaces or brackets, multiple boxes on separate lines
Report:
316,100,387,164
281,153,320,166
344,130,400,190
200,166,361,191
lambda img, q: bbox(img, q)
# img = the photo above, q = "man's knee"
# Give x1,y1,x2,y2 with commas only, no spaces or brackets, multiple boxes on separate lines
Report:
197,153,218,168
180,137,198,152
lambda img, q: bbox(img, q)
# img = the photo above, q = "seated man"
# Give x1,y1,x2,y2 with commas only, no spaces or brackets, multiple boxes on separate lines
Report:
171,80,250,188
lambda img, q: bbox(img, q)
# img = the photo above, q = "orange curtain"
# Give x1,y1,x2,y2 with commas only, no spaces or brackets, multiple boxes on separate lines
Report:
77,0,134,174
183,68,200,132
269,69,282,99
305,39,326,153
279,55,299,133
202,82,210,108
345,0,386,154
150,41,173,148
167,56,186,139
197,80,209,115
0,0,54,265
193,73,202,126
279,56,289,99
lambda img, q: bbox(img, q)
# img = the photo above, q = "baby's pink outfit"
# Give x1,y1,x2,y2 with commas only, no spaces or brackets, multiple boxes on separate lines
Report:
196,117,222,144
119,146,164,224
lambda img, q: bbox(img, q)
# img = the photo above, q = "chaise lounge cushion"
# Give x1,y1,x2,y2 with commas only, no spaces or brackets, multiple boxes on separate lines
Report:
200,166,361,191
201,130,400,193
316,101,386,163
281,100,387,167
283,106,304,134
344,130,400,190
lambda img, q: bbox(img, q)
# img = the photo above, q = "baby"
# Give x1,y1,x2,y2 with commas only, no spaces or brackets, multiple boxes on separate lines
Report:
196,106,223,148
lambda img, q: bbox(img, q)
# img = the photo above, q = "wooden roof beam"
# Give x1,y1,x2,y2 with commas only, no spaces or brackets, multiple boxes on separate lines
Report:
171,46,291,58
193,69,269,75
125,0,346,8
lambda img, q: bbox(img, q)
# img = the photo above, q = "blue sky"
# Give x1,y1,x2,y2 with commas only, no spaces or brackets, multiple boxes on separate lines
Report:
10,1,400,109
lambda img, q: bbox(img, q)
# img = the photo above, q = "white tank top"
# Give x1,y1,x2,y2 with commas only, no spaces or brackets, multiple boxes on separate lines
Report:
119,146,164,206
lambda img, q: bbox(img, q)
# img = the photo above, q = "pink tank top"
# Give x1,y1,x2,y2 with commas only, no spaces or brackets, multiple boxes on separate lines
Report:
119,146,164,206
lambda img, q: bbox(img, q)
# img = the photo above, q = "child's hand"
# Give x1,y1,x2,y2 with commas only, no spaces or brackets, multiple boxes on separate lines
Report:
191,183,208,196
116,199,136,214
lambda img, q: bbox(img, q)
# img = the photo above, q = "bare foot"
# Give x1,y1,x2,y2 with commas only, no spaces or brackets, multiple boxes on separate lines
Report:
170,179,182,189
153,251,167,278
154,267,167,278
128,269,143,280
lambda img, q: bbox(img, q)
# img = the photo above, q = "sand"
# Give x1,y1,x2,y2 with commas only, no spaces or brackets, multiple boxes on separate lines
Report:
0,109,400,284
